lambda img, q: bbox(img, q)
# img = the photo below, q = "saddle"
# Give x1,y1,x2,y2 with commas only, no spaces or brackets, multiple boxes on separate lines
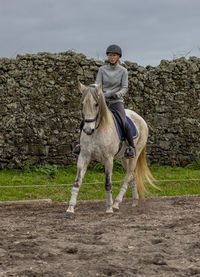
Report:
111,109,138,141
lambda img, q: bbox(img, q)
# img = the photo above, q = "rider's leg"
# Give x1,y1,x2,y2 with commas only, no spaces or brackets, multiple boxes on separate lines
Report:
124,122,136,158
109,102,136,158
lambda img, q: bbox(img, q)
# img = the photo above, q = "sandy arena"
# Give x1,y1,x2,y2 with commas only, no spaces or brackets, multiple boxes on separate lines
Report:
0,195,200,277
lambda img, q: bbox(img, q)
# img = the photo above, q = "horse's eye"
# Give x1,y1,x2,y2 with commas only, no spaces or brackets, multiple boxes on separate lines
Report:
95,103,98,108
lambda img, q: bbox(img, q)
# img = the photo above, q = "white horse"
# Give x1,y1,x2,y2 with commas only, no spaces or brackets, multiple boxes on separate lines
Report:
66,83,158,215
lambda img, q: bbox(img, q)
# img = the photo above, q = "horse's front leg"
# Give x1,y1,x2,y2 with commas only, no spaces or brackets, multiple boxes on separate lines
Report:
104,158,114,214
66,154,90,215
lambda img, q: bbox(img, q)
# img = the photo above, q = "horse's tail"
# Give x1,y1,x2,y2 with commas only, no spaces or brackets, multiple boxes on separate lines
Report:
134,146,159,198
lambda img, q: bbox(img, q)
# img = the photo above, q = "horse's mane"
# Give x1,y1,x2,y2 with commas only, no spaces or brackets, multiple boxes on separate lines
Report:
81,86,111,130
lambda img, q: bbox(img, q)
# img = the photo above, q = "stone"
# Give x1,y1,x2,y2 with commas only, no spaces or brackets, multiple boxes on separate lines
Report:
0,52,199,167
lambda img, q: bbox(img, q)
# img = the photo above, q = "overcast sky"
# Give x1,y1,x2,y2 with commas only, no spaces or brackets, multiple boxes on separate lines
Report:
0,0,200,66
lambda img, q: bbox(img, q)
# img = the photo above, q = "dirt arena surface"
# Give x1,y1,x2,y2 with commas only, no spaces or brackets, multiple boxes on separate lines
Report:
0,195,200,277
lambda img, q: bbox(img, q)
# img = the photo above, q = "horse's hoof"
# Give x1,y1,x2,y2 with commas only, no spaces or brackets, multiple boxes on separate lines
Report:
106,206,113,214
132,199,139,207
65,206,75,218
66,206,74,213
112,201,119,211
65,212,74,219
65,206,75,219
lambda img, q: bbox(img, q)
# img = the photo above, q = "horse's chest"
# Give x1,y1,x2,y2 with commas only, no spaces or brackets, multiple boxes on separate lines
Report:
81,130,119,161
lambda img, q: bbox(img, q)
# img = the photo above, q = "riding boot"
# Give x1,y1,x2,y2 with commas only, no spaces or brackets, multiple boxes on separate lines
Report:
73,120,84,156
124,124,136,158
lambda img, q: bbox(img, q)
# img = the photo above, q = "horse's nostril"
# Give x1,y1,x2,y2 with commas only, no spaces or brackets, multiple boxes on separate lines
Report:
83,127,94,135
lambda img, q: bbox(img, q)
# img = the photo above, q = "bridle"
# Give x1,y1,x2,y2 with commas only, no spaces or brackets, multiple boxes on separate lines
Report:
83,112,100,131
84,114,98,123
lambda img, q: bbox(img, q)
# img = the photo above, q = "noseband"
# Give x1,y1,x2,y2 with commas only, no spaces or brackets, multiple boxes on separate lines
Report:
83,84,100,129
84,114,98,123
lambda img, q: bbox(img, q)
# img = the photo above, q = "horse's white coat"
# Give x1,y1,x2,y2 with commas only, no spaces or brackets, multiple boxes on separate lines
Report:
66,83,154,215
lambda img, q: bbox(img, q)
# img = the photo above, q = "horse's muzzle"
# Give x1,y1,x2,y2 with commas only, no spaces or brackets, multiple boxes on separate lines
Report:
83,127,95,135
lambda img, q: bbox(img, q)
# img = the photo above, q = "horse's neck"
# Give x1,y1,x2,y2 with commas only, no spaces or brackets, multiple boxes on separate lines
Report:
99,108,118,137
101,106,113,126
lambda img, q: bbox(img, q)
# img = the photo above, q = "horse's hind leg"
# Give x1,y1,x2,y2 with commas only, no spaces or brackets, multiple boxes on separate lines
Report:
66,154,90,215
131,179,139,207
113,180,130,211
113,158,136,211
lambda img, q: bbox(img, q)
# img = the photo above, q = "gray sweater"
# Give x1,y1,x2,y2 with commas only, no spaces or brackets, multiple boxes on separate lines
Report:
95,63,128,104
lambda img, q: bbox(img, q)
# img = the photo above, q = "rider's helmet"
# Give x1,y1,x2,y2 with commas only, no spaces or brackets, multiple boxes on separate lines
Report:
106,44,122,57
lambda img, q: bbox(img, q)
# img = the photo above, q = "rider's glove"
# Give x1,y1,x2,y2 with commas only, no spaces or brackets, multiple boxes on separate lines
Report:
104,91,113,99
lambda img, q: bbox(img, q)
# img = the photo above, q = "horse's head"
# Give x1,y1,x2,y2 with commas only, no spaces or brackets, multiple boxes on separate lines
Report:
79,82,108,135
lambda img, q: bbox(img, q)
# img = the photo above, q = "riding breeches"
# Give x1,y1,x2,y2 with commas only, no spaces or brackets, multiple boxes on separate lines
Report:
109,102,134,148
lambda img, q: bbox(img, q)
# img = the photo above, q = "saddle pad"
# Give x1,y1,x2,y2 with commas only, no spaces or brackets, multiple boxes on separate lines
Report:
113,115,138,141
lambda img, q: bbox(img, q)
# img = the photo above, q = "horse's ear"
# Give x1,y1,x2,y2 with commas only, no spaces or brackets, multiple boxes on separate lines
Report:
78,81,86,93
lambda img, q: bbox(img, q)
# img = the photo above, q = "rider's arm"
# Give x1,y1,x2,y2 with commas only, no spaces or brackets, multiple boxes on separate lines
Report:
105,68,128,99
115,69,128,98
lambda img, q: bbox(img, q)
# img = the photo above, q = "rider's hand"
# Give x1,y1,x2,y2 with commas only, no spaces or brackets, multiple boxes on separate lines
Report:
104,91,113,98
111,94,119,99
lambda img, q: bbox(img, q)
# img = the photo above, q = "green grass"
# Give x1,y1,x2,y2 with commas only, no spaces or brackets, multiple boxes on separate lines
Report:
147,164,200,196
0,161,199,202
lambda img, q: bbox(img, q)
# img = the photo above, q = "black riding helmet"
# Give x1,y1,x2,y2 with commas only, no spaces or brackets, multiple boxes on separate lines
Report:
106,44,122,57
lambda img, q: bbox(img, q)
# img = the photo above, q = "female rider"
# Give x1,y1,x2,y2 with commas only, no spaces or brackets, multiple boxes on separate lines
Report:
73,44,136,158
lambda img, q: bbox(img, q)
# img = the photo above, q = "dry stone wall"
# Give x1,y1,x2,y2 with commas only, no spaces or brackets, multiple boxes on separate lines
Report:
0,51,199,168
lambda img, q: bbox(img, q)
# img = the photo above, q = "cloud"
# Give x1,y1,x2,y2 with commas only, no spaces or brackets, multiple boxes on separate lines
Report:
0,0,200,66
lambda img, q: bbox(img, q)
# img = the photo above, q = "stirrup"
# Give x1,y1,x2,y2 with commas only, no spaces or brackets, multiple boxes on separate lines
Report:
73,144,80,156
124,146,136,159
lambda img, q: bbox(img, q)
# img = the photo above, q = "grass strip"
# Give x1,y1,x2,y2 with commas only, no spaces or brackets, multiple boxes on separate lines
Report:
0,163,199,201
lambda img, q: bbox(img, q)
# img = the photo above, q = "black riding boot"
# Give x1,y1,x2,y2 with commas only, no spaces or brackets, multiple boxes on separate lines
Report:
124,124,136,158
73,120,84,156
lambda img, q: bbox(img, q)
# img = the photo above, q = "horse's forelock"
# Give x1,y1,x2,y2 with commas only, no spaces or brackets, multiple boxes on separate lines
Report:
81,86,111,129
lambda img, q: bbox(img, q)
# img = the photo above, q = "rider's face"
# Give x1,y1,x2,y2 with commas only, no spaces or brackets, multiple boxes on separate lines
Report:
107,53,120,65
